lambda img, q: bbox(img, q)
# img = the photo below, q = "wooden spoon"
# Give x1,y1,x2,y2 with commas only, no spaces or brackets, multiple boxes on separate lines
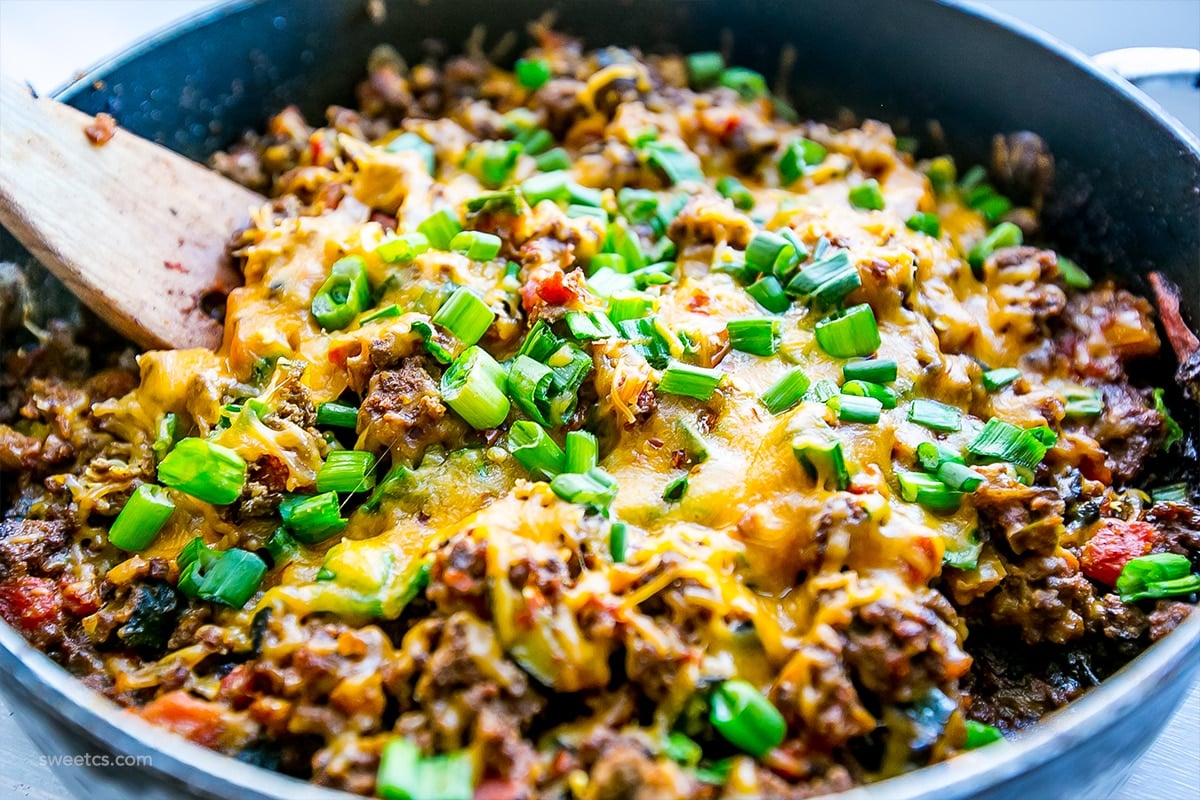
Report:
0,79,264,351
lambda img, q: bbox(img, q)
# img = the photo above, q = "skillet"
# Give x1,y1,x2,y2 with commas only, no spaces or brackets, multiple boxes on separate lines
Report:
0,1,1198,798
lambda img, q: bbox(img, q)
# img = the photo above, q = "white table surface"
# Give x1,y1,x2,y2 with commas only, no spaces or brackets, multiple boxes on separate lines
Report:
0,2,1197,799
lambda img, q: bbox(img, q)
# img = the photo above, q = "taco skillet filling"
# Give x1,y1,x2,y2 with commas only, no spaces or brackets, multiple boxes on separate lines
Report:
1,32,1198,800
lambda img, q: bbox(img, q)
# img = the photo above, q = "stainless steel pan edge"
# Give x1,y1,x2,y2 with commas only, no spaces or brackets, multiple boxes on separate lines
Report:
0,0,1197,798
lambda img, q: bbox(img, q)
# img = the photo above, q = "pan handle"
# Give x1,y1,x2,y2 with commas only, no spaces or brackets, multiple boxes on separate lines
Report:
1092,47,1200,87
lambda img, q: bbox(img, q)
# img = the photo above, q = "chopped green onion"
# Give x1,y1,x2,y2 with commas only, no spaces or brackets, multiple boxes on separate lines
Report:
779,137,827,185
385,132,436,173
923,156,956,195
417,209,463,251
908,399,963,433
505,108,540,137
608,292,655,323
664,732,703,767
507,420,565,479
1117,553,1197,603
959,165,987,192
905,212,941,238
663,473,689,502
312,256,371,331
534,147,571,172
316,450,377,493
158,438,246,505
761,368,811,415
964,721,1005,749
604,218,646,269
109,484,175,551
745,231,799,276
279,491,346,544
659,362,724,400
449,230,502,261
653,193,689,238
376,739,474,800
464,140,523,188
967,418,1054,470
982,367,1021,393
686,51,725,89
609,521,628,563
944,529,983,570
967,221,1023,272
1152,483,1189,503
807,379,839,403
830,394,882,424
787,251,861,306
588,266,637,298
440,346,510,429
617,317,672,369
1057,255,1093,289
792,431,850,490
709,680,787,758
464,187,523,214
518,320,563,362
642,141,704,184
617,187,659,223
550,467,618,511
515,57,552,89
412,319,456,365
152,413,179,461
678,418,710,463
716,176,755,210
718,67,768,100
1152,388,1184,452
364,463,413,513
317,401,359,429
848,178,885,210
521,170,571,204
1063,386,1103,419
565,310,620,341
432,287,496,346
844,358,897,384
916,441,964,472
589,253,629,275
178,544,268,608
897,471,963,511
360,304,402,324
564,430,599,474
937,461,985,492
727,318,781,356
517,127,553,156
376,232,430,263
506,355,555,426
745,275,791,313
264,527,299,566
814,304,880,358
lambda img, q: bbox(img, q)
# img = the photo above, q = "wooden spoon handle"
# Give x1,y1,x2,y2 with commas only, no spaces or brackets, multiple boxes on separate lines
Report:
0,79,264,351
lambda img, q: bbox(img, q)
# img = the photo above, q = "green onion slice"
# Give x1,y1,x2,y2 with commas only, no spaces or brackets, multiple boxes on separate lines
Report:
964,721,1005,750
716,176,754,210
515,57,552,89
448,231,502,261
432,287,496,346
727,318,781,356
659,362,725,401
897,471,963,511
109,484,175,551
761,368,811,415
830,394,883,424
1117,553,1197,603
686,51,725,89
848,178,885,210
709,680,787,758
967,418,1055,471
375,232,430,263
981,367,1021,393
507,355,556,426
746,275,791,313
792,431,850,490
440,346,511,430
564,430,599,474
279,491,347,544
312,256,372,331
779,137,827,185
317,401,359,429
157,438,246,505
844,358,897,384
417,208,464,251
316,450,377,494
550,467,619,511
908,398,963,433
905,212,941,237
814,304,881,358
507,420,565,479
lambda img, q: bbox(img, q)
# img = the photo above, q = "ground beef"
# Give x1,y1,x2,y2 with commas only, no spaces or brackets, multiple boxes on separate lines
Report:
972,468,1065,555
984,551,1095,645
1149,600,1193,641
0,425,43,471
1085,384,1162,483
1145,502,1200,555
983,246,1066,340
358,357,465,460
0,517,69,579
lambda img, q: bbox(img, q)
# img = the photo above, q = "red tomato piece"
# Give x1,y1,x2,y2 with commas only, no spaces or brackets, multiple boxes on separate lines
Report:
1081,519,1159,586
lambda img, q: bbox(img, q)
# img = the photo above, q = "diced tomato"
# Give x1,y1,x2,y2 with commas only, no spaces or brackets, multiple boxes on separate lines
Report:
0,577,63,634
535,270,574,305
474,779,524,800
1081,519,1159,586
138,691,227,749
